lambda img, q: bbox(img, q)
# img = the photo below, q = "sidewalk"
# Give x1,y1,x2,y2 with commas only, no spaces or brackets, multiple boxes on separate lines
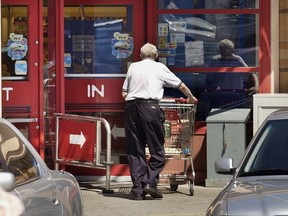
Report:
79,181,222,216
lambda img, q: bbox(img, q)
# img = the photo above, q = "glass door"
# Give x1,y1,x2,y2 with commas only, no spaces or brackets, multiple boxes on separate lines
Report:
60,0,146,169
1,1,44,155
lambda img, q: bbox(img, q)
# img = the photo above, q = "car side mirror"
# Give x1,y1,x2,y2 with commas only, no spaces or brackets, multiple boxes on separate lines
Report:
0,172,16,191
215,157,235,175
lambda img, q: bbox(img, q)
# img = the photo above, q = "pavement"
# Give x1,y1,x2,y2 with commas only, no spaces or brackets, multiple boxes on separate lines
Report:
79,181,222,216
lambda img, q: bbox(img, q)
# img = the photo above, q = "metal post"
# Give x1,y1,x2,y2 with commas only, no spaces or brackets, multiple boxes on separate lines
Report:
102,118,114,194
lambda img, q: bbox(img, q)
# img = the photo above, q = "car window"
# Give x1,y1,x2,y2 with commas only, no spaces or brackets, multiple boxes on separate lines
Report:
0,124,39,185
240,119,288,176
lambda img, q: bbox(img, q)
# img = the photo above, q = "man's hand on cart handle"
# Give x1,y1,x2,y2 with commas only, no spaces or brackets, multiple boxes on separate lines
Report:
188,96,198,104
177,97,198,104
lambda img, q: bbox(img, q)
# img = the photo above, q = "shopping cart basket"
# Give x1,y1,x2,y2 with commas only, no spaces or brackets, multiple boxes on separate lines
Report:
155,98,196,195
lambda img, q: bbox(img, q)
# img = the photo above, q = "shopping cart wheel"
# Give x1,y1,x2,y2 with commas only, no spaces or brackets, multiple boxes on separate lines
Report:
188,180,195,196
169,174,178,191
170,183,178,191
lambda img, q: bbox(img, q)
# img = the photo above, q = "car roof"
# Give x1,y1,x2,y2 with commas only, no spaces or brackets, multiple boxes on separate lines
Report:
267,108,288,121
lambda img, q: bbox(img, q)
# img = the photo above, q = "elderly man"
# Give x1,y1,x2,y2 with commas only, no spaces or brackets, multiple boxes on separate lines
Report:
122,43,197,200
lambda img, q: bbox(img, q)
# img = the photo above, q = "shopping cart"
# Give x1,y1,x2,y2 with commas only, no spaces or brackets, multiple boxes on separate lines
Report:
158,98,196,196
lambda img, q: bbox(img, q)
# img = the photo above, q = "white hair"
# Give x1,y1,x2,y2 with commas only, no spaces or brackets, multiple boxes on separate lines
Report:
140,43,158,60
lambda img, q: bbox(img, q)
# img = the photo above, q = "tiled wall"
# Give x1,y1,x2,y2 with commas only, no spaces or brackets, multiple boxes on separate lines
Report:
280,0,288,92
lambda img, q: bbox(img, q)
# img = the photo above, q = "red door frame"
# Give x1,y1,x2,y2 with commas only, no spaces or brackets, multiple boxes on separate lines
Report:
259,0,271,93
2,0,44,157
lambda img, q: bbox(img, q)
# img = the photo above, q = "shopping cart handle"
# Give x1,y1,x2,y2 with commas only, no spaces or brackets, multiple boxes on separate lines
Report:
175,98,198,104
175,98,188,103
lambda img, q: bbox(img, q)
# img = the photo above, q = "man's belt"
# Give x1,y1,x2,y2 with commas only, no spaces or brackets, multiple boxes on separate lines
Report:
127,98,159,104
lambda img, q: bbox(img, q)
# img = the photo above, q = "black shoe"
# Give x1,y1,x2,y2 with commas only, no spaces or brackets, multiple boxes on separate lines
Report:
143,184,163,198
130,191,146,200
132,194,144,200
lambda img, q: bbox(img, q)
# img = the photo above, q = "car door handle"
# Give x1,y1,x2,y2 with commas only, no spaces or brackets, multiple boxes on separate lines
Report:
51,194,59,206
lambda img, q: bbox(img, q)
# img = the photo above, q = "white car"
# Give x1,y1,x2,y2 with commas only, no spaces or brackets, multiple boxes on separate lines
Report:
0,118,83,216
206,109,288,216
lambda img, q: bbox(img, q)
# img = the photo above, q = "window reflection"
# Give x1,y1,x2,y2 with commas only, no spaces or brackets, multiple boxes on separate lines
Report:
64,5,133,75
164,72,258,120
158,0,258,9
157,14,258,67
209,39,248,67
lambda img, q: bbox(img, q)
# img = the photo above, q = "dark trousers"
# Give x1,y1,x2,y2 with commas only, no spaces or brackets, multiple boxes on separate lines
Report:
124,100,165,195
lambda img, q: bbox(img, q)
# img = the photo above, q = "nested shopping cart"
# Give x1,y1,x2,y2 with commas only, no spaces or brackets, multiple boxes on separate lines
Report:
158,98,197,196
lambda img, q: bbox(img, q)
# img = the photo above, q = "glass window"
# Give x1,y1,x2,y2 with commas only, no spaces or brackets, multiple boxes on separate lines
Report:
157,14,259,67
1,6,28,80
164,72,258,120
0,124,39,185
158,0,258,9
64,5,134,75
155,1,261,121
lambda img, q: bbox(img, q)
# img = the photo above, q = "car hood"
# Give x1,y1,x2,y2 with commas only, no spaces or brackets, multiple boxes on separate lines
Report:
226,177,288,216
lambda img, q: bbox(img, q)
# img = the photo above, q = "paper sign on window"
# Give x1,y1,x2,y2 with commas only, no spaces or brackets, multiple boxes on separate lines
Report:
7,33,28,60
111,32,134,59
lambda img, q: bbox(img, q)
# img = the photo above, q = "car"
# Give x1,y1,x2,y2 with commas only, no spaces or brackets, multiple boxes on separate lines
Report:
0,117,83,216
206,109,288,216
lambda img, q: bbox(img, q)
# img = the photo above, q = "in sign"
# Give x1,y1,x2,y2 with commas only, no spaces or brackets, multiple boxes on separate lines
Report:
87,84,104,98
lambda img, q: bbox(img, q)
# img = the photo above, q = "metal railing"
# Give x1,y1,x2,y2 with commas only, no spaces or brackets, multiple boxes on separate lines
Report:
54,113,114,193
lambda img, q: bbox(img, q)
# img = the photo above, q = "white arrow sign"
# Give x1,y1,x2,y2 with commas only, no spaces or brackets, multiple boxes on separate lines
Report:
69,131,86,148
111,124,125,139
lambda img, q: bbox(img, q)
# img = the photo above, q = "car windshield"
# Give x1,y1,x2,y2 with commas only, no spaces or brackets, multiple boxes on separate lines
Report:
239,119,288,177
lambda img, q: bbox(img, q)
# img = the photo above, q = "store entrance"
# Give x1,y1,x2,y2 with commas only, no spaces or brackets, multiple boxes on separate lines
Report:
1,1,44,156
63,1,145,165
44,1,146,169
